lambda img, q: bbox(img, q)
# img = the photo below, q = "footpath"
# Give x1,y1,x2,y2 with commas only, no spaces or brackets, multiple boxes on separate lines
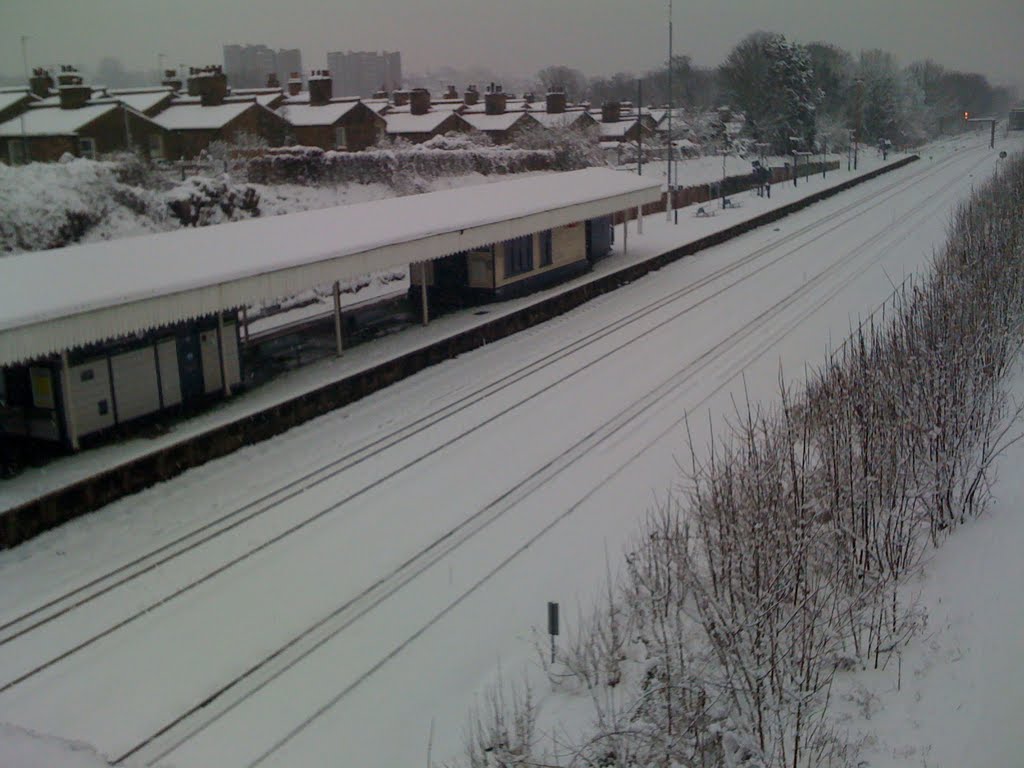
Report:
0,151,917,546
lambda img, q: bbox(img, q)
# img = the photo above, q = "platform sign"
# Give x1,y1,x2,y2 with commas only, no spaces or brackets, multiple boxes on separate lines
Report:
29,366,55,409
547,601,559,663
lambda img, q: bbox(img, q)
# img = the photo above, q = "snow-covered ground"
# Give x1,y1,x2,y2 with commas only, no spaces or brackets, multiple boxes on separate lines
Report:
0,133,1021,768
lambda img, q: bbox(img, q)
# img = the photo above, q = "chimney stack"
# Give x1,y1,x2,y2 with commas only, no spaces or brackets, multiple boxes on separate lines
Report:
464,84,479,106
372,88,389,99
444,84,458,100
187,65,227,106
57,67,90,109
266,72,280,89
392,89,410,107
410,87,431,115
287,72,302,96
29,67,54,99
308,69,332,105
484,83,506,115
161,68,182,91
601,101,621,123
545,89,566,114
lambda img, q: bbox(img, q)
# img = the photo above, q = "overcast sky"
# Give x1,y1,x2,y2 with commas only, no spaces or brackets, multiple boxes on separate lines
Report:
1,0,1021,87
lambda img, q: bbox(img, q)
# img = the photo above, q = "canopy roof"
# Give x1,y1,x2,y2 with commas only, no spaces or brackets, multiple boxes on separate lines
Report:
0,168,662,366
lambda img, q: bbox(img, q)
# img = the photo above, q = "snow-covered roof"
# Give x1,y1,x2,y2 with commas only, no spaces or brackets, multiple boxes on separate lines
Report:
151,101,254,130
599,120,639,139
0,90,34,114
108,89,173,114
0,103,119,137
0,168,663,366
281,100,364,126
384,109,463,135
531,110,594,129
460,112,537,132
361,99,392,115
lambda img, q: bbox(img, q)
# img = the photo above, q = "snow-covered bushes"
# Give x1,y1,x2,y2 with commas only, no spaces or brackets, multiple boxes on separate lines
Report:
165,175,261,227
0,155,167,253
456,154,1024,767
246,138,556,186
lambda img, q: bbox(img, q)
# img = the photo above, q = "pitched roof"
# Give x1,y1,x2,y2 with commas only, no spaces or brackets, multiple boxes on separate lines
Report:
0,103,119,137
598,119,640,139
0,90,34,115
460,111,537,132
281,100,364,126
531,110,595,129
151,101,255,130
384,109,464,135
109,88,174,114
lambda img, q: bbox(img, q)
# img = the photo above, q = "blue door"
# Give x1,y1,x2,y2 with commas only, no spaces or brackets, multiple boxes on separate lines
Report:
176,332,204,402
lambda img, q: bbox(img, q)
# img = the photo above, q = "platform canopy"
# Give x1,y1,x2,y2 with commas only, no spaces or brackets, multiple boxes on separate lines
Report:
0,168,662,366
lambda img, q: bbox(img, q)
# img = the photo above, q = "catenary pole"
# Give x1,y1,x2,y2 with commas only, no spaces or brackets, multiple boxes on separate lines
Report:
665,0,673,222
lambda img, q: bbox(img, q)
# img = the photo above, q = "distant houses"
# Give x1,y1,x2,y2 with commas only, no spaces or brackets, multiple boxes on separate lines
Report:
0,64,623,165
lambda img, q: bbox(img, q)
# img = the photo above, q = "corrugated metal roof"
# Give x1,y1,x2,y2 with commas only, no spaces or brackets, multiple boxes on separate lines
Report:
0,169,663,365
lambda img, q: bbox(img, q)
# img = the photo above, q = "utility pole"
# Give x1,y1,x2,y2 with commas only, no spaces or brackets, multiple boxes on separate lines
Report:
19,35,29,165
637,78,643,176
665,0,673,222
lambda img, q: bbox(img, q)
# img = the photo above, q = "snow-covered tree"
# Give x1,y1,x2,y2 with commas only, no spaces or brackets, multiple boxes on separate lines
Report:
720,32,821,153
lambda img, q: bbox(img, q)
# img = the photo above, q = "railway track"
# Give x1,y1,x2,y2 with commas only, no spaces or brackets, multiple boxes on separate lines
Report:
0,148,959,656
0,141,993,765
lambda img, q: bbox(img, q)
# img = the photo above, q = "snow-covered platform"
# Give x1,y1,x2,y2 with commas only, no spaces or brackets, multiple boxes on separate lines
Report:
0,153,914,538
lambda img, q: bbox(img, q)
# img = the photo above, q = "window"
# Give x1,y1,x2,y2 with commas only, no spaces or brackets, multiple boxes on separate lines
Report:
540,230,553,267
335,126,348,149
79,137,96,159
504,235,534,277
80,369,94,382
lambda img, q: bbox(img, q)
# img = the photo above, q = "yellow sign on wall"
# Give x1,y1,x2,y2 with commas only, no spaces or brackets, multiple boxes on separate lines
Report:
29,367,55,410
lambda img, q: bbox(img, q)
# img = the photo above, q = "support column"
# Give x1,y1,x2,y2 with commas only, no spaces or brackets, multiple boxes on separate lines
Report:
60,350,79,451
333,280,343,356
636,205,643,234
419,262,429,326
623,211,629,256
241,305,250,345
216,313,230,397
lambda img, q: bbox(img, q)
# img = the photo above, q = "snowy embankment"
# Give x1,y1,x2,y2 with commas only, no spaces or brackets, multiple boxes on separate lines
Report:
464,153,1024,767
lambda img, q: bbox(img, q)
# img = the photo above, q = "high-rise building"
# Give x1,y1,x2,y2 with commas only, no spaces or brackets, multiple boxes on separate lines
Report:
326,51,402,97
223,44,302,89
275,49,302,89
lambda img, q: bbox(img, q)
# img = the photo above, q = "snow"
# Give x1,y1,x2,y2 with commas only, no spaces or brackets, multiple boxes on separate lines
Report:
598,119,639,138
107,88,173,114
836,394,1024,766
384,109,463,134
0,134,1018,768
530,110,593,129
0,90,32,114
0,723,110,768
280,100,361,126
460,111,536,132
0,167,658,336
0,104,118,137
150,101,254,130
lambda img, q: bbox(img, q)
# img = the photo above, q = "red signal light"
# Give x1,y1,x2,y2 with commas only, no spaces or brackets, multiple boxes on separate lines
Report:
964,111,969,120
